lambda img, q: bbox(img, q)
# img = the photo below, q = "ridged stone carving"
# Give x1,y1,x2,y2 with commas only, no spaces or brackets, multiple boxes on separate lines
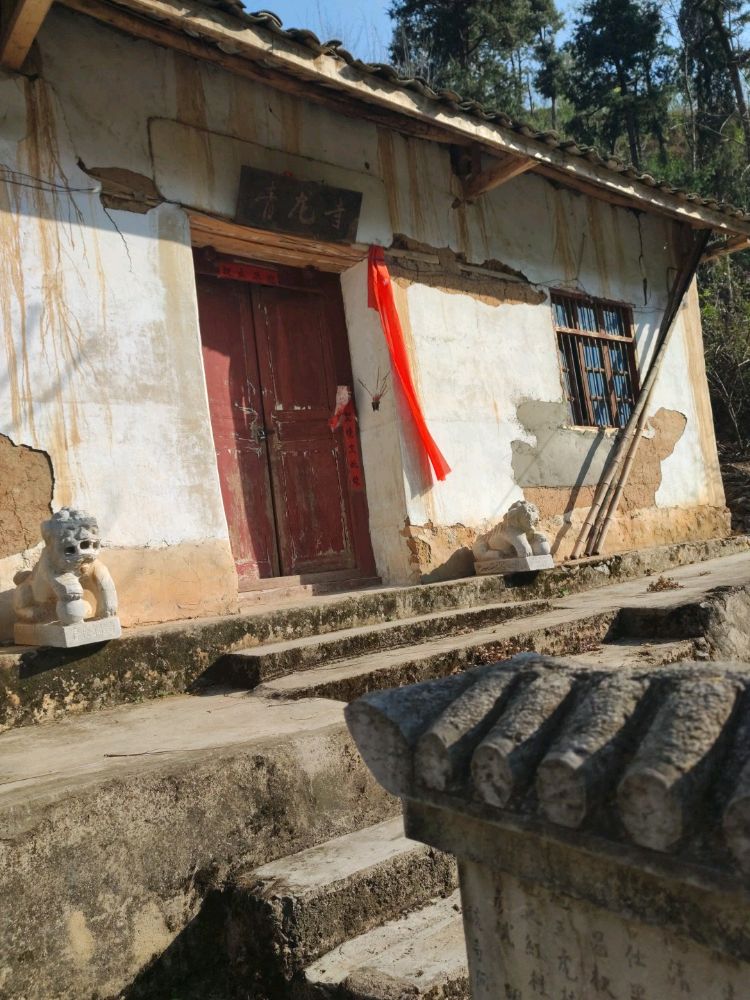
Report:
345,654,750,875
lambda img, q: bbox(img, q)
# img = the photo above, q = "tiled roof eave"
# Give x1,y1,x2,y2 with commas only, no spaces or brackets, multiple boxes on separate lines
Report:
73,0,750,236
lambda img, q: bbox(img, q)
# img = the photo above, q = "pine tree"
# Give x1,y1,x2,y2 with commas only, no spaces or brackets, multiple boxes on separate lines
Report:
562,0,673,169
676,0,750,199
388,0,562,120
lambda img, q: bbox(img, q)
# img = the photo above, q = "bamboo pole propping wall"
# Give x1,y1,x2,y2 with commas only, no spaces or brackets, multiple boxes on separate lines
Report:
570,228,712,560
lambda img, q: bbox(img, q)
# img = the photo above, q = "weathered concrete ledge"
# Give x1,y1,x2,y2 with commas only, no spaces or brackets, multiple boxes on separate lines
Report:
0,534,746,732
0,692,395,1000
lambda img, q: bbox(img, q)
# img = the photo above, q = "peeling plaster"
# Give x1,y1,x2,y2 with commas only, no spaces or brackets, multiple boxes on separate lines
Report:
514,401,688,514
387,238,546,308
0,434,53,558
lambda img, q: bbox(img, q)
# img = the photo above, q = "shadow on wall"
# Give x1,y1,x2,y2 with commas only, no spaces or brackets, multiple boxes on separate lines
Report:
420,546,475,583
401,519,477,584
116,889,232,1000
511,400,614,498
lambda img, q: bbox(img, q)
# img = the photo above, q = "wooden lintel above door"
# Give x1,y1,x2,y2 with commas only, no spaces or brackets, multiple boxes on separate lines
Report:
189,211,369,273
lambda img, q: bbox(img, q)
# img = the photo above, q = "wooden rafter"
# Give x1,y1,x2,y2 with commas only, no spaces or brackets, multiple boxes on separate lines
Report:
702,234,750,262
461,153,537,201
0,0,54,69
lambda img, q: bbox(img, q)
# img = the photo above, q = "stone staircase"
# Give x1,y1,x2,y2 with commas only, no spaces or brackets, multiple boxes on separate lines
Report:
1,539,750,999
225,818,462,999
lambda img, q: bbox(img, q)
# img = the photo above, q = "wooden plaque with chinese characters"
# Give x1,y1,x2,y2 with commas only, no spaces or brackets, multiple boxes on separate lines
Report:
235,167,362,243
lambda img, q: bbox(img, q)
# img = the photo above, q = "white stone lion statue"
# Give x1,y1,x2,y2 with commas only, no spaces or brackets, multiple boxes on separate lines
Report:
13,508,118,625
473,500,553,575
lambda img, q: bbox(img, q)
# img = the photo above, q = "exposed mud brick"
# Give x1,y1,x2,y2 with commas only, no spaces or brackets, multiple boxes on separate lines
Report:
0,433,53,558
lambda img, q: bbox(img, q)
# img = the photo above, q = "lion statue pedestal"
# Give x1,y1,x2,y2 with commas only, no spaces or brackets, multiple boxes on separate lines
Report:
472,500,554,576
13,508,121,648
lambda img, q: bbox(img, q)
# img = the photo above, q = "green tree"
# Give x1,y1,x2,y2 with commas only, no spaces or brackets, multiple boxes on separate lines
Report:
674,0,750,199
562,0,673,168
700,253,750,447
388,0,562,120
534,37,570,130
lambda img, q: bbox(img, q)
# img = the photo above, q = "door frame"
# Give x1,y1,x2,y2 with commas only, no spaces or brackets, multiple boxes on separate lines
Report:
191,222,376,586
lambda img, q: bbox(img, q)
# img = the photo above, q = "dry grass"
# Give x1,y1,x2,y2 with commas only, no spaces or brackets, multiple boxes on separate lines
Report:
646,575,684,593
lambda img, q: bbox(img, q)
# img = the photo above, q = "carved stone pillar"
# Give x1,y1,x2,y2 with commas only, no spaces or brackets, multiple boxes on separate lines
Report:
346,655,750,1000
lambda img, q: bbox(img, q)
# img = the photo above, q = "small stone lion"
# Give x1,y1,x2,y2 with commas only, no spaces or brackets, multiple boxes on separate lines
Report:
13,508,118,626
473,500,552,563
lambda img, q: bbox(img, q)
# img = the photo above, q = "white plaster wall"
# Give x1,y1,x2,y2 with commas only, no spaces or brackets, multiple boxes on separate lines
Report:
0,72,228,568
398,289,552,527
340,261,412,582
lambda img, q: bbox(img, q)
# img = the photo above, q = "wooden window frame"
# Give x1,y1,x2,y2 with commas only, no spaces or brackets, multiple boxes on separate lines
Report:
551,290,640,429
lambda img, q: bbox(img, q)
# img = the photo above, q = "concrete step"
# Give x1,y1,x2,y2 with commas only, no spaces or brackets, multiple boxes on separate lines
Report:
573,636,697,668
226,817,457,994
240,574,382,606
218,599,552,686
1,536,747,733
612,599,712,640
0,691,395,1000
301,890,468,1000
255,610,616,703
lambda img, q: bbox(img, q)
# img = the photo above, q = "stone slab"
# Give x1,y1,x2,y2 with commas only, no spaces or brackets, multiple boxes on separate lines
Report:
475,553,554,575
14,615,121,648
459,860,749,1000
229,817,457,985
304,890,468,999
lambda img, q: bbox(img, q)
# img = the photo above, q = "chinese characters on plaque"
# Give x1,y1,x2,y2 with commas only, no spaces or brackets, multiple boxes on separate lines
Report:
236,166,362,243
491,873,746,1000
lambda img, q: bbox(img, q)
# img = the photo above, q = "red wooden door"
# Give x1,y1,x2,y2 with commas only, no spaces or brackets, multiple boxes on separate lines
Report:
252,283,356,575
197,275,278,582
197,262,370,584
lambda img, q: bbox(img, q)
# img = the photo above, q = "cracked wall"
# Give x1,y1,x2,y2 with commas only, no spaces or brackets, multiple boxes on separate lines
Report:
0,30,238,638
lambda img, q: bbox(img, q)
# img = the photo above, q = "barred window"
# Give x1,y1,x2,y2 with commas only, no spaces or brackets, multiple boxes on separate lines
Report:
552,291,639,429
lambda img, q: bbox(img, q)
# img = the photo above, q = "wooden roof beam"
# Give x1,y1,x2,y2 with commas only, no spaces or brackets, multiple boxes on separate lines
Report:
702,234,750,262
0,0,54,69
461,153,537,202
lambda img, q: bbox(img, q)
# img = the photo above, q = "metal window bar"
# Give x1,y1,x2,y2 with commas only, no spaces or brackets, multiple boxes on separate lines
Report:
552,292,637,429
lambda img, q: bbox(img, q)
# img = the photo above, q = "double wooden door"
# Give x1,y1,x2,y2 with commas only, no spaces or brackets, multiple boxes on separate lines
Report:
197,262,372,586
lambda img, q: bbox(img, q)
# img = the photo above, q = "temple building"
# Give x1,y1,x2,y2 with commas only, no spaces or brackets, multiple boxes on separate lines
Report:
1,0,749,638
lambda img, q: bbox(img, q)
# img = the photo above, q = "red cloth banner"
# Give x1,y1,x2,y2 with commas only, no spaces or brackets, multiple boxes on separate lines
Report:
367,246,451,481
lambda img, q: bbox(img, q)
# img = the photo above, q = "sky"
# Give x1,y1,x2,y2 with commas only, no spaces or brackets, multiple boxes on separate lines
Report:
265,1,394,61
261,1,579,62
